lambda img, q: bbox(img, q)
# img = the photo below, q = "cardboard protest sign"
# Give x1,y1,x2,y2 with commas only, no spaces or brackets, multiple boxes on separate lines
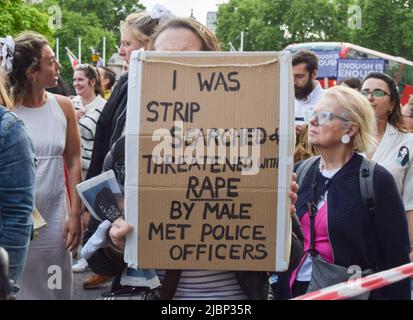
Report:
337,58,385,81
124,51,295,272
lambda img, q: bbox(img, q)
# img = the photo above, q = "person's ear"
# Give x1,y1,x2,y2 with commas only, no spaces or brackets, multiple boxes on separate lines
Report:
347,123,358,138
102,78,109,87
25,67,37,83
311,70,317,81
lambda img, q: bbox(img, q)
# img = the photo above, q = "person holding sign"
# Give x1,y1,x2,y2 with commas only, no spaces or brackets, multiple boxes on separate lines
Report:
86,17,304,300
82,6,174,290
361,72,413,262
284,86,410,299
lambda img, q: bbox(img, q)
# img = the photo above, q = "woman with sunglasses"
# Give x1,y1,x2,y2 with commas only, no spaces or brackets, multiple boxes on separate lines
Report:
285,86,410,299
361,73,413,262
80,8,174,291
71,64,106,178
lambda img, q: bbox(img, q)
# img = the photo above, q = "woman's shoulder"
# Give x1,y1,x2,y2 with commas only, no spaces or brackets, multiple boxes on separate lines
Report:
372,162,399,188
94,95,107,109
53,94,76,118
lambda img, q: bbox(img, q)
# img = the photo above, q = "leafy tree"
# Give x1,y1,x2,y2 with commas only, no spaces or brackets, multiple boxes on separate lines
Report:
216,0,352,51
0,0,53,38
53,10,118,86
351,0,413,60
216,0,290,51
58,0,144,33
215,0,413,59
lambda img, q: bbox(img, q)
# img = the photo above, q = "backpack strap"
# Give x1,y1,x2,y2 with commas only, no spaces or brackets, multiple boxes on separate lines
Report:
359,157,376,213
296,156,321,187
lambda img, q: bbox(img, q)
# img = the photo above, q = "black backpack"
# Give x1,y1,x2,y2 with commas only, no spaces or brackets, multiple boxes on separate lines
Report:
295,156,376,212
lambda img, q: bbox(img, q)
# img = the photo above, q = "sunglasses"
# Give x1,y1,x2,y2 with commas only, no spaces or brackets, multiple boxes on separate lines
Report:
360,88,390,99
309,110,350,126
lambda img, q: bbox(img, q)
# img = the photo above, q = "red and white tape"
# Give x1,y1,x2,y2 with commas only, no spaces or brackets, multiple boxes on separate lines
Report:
293,262,413,300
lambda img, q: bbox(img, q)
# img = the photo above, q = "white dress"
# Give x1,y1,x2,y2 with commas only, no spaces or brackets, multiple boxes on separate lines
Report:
15,92,72,300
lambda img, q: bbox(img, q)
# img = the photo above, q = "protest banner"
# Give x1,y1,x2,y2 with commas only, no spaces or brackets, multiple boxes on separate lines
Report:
314,50,340,79
337,58,385,82
124,51,295,271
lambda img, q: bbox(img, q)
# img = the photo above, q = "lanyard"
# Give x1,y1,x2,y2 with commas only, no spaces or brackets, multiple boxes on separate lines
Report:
306,165,331,258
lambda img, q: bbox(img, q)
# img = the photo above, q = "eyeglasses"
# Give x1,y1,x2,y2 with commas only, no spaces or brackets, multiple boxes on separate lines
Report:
309,110,350,126
360,88,390,99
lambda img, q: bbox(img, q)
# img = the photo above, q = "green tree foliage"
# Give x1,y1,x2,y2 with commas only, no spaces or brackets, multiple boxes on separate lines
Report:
351,0,413,60
58,0,144,33
54,10,118,87
0,0,53,38
216,0,413,61
28,0,145,86
216,0,291,51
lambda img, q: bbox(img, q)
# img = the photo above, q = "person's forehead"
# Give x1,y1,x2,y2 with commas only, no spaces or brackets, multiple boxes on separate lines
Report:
361,78,389,90
154,28,202,51
41,45,54,59
315,95,341,111
292,63,308,74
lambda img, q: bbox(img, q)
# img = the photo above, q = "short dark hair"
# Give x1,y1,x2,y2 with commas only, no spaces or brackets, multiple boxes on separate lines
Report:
292,50,318,75
339,77,362,91
362,72,405,132
98,66,116,90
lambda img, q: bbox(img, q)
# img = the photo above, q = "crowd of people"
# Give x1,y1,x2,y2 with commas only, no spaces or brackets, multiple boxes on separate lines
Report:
0,4,412,300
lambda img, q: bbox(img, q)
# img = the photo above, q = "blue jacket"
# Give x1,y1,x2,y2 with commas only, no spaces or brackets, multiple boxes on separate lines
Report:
290,153,410,299
0,106,35,292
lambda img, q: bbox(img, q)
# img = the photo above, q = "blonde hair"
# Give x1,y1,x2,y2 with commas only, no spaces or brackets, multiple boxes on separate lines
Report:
324,86,377,154
121,12,162,47
0,71,13,109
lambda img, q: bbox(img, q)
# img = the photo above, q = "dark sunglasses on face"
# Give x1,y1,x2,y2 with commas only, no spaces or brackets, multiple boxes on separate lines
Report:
309,110,350,126
360,88,390,99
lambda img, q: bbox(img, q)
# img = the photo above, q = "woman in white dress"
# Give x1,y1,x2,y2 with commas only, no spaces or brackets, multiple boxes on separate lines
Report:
9,32,82,299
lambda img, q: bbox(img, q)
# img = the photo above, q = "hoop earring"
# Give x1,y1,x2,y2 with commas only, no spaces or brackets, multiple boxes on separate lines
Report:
341,134,350,144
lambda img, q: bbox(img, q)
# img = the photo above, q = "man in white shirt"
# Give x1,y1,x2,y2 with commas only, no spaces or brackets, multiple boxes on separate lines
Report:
292,50,324,129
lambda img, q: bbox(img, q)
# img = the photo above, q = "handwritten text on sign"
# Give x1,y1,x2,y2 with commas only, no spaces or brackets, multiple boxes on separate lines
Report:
136,55,282,271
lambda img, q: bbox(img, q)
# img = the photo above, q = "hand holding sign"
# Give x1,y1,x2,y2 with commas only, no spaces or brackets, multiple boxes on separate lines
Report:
109,218,133,251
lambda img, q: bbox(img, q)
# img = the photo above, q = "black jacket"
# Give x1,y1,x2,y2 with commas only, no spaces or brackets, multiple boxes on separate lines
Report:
86,136,304,299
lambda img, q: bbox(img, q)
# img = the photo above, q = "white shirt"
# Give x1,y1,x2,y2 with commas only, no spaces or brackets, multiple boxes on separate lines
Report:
71,95,107,172
372,124,413,211
295,82,324,125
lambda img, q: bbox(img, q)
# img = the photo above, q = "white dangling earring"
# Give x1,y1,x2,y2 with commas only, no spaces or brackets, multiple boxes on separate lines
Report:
341,134,350,144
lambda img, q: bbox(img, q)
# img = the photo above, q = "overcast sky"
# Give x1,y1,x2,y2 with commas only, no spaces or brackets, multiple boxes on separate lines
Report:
139,0,229,25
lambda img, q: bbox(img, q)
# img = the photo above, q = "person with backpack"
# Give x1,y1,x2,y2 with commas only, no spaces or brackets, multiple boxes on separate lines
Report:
281,86,410,299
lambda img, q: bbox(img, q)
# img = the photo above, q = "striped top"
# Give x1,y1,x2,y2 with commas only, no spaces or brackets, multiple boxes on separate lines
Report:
156,270,248,300
72,95,106,172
